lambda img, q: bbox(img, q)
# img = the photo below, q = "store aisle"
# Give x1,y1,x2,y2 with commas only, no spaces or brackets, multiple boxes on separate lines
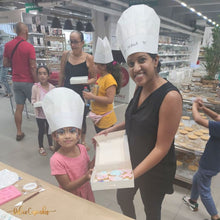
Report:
0,95,220,220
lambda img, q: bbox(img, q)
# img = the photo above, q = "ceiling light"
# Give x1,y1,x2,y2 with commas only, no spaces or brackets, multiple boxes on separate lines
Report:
177,1,219,27
85,22,94,32
64,19,73,30
190,7,195,12
76,21,84,31
181,2,187,7
216,24,219,27
51,17,62,28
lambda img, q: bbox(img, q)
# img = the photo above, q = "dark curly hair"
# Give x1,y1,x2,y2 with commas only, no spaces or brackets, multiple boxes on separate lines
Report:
106,62,122,94
148,53,161,73
37,65,50,76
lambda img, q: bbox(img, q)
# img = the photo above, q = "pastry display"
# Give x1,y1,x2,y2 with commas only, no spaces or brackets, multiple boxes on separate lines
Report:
181,116,190,120
179,129,188,135
199,129,209,134
188,134,198,140
94,169,133,182
179,122,184,127
201,135,209,141
188,164,198,171
184,127,194,132
176,160,183,166
193,131,203,136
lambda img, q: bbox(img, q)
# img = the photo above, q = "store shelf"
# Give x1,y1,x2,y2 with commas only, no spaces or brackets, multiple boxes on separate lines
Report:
159,53,190,57
161,60,190,65
29,32,44,36
159,43,188,48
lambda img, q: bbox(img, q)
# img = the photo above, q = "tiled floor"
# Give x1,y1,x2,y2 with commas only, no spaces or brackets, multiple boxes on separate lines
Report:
0,95,220,220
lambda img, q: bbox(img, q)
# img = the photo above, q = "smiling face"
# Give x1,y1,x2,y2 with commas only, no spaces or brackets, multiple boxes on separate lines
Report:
127,52,159,87
37,67,49,84
54,127,79,149
69,32,84,53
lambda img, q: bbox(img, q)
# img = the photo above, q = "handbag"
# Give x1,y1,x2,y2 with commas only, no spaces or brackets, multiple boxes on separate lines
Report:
88,111,113,125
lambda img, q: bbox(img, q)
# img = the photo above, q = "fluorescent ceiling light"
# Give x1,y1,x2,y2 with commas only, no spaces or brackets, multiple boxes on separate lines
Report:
177,1,219,27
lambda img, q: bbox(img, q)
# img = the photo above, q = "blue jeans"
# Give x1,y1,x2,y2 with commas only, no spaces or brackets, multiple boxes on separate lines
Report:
191,167,219,216
0,66,12,94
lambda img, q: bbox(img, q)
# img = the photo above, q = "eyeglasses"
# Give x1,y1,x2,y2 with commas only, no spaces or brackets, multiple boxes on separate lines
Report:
70,40,82,45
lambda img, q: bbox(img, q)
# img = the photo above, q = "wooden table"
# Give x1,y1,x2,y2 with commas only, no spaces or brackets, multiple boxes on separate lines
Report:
0,162,133,220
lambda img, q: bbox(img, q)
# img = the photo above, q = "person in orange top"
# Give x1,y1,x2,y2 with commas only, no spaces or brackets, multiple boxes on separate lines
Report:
83,37,121,133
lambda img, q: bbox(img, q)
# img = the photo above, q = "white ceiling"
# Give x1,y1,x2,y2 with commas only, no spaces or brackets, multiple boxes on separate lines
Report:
0,0,219,29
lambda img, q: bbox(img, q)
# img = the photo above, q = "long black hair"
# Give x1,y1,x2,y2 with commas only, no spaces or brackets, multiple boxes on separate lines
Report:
106,61,122,94
148,53,161,73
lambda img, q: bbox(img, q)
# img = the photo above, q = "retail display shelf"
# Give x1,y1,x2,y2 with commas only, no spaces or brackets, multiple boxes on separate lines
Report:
159,43,188,48
29,32,44,36
161,59,190,65
159,53,190,57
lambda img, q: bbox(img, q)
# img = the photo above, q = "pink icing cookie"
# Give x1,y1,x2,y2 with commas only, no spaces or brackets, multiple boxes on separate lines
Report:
121,173,133,179
109,176,122,181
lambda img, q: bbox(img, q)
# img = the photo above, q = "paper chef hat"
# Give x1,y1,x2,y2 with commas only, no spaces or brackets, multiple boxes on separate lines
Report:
42,88,84,133
94,37,113,64
116,4,160,61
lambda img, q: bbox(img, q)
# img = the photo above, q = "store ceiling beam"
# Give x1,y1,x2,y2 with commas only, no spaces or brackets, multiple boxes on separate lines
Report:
160,15,203,35
161,23,202,38
98,0,128,8
69,0,122,16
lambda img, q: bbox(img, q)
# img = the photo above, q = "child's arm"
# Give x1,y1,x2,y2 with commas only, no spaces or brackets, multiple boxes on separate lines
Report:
200,105,220,121
31,85,37,104
83,85,116,105
55,169,93,193
192,101,209,128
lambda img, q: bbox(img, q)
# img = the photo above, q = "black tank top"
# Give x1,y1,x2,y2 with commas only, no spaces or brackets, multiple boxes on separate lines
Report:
125,81,180,193
64,57,89,98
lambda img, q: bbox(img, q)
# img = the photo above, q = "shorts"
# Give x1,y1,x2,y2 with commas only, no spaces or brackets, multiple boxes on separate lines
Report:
13,81,33,105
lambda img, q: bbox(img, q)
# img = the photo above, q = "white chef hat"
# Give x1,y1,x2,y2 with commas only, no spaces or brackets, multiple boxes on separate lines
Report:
116,4,160,61
94,37,113,64
42,88,84,133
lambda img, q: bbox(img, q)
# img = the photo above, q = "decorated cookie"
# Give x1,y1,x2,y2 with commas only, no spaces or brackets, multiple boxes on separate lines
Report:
110,170,123,176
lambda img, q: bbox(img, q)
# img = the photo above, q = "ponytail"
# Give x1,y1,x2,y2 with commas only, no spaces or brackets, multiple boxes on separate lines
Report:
106,61,122,94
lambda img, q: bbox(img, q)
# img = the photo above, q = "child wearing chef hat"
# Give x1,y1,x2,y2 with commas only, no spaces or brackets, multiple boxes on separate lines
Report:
98,4,182,220
83,37,121,133
42,87,95,202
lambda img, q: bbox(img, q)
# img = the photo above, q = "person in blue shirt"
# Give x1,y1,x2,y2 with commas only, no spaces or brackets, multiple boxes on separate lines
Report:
183,97,220,220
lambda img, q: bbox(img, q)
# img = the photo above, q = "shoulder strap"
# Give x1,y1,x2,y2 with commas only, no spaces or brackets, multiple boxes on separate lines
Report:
11,39,24,60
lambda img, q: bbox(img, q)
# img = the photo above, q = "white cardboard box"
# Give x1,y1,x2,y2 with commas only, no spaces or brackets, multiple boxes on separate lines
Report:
33,101,42,108
91,130,134,191
70,76,88,85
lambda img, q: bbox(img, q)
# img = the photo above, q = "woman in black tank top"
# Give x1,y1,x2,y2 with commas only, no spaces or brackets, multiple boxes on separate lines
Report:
59,31,96,149
96,5,183,220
